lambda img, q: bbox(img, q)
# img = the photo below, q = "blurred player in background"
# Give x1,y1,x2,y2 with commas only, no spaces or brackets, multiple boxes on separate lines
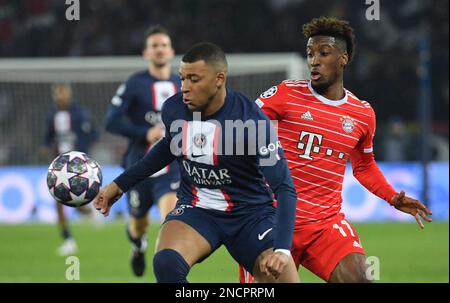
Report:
41,83,98,256
96,42,299,283
105,25,181,277
239,16,433,283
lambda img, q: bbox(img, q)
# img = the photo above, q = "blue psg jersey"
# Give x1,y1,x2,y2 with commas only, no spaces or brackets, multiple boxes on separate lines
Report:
117,89,291,209
44,103,97,155
105,70,181,172
167,95,283,212
114,89,297,249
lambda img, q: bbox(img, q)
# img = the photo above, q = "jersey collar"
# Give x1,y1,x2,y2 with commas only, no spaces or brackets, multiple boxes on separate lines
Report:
308,81,348,106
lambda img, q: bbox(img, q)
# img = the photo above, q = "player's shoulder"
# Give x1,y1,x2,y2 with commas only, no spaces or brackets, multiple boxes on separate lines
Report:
69,102,86,114
160,92,183,119
224,89,265,120
282,79,310,88
125,70,148,83
229,89,252,104
345,89,375,114
229,89,257,110
259,79,309,99
169,73,181,83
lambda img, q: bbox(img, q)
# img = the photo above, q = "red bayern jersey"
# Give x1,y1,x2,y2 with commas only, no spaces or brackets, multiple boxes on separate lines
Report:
256,79,381,225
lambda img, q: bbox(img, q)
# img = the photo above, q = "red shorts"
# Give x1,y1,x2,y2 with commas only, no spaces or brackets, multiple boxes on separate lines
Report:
291,213,365,281
239,213,365,282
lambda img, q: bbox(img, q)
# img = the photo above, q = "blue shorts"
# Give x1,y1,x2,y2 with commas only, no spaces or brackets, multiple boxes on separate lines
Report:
127,170,180,218
164,203,276,274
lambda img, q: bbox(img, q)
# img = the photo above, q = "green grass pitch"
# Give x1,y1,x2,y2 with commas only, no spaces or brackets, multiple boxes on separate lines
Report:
0,221,447,283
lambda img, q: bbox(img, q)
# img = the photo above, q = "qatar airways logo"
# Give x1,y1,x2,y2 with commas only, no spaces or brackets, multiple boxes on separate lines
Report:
168,112,280,166
182,160,232,186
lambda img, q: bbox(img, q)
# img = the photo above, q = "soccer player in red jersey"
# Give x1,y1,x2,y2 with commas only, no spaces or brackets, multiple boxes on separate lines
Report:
239,16,432,283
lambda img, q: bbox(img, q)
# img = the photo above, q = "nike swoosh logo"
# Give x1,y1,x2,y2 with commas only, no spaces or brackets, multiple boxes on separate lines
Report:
258,228,273,240
191,154,205,158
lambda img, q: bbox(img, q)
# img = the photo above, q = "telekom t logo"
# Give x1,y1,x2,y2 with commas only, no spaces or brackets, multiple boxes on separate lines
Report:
297,131,323,160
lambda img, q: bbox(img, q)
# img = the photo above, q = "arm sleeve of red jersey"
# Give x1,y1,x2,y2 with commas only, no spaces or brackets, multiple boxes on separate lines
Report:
350,150,397,204
255,83,287,120
350,107,397,204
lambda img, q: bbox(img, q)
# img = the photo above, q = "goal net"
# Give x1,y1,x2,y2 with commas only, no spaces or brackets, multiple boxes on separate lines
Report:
0,54,308,165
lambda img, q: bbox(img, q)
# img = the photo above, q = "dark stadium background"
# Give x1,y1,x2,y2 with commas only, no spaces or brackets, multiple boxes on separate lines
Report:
0,0,448,153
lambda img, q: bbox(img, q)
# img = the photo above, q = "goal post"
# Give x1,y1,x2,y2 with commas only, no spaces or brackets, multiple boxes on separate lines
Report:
0,53,307,81
0,53,308,165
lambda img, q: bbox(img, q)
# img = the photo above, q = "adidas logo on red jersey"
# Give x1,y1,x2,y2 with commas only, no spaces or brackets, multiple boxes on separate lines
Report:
301,111,313,121
353,240,362,248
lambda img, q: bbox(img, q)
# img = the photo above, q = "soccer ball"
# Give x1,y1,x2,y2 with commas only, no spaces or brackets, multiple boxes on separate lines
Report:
47,151,102,207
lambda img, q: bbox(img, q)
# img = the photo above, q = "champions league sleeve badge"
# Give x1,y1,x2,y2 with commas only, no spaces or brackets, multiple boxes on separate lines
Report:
260,86,277,99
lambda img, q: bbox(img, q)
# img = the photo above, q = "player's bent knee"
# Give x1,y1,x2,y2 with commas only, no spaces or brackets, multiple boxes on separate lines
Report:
153,249,190,283
331,271,372,283
329,254,372,283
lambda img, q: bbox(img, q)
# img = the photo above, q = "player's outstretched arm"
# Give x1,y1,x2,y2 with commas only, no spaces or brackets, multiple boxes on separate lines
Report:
351,150,433,229
390,190,433,229
259,149,297,279
105,80,150,141
94,133,176,218
93,181,124,217
254,110,297,279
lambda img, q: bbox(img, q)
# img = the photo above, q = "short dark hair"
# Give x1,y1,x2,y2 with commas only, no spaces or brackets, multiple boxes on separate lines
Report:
143,25,171,49
303,16,356,64
182,42,228,71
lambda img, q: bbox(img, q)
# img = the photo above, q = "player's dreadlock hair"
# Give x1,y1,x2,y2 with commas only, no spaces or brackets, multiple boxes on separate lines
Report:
143,25,172,49
303,17,356,64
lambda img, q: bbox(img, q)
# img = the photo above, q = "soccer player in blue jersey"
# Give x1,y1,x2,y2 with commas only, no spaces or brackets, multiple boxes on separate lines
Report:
105,26,181,277
41,83,98,256
95,42,299,282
